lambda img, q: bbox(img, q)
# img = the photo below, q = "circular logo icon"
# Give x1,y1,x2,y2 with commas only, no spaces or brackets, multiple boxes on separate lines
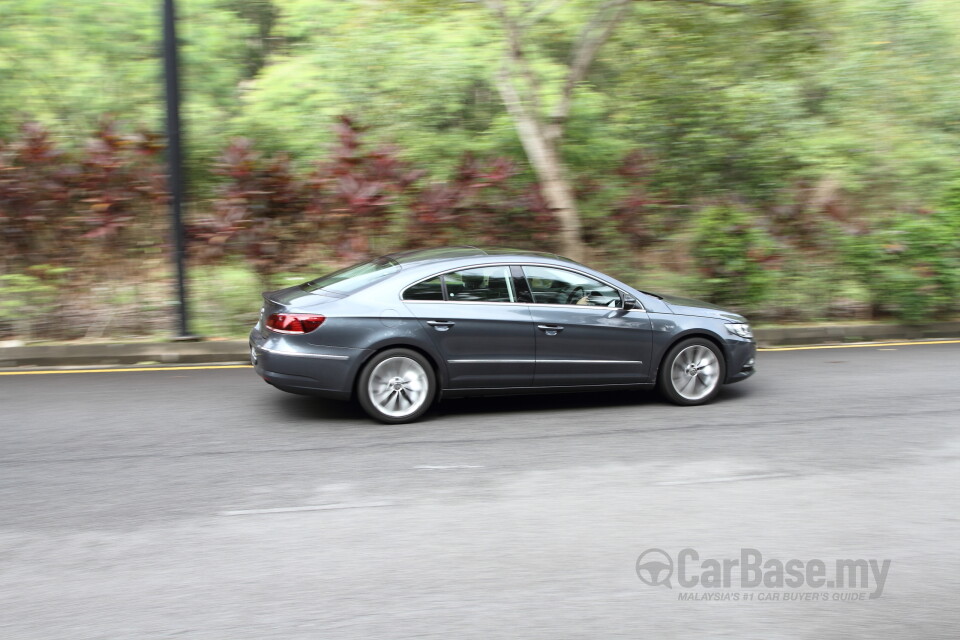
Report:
636,548,674,588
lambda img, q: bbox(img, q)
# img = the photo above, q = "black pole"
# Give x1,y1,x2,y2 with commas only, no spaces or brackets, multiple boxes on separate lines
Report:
162,0,193,339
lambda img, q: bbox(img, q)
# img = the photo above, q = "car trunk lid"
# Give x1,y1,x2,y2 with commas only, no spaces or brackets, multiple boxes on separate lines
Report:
259,286,340,337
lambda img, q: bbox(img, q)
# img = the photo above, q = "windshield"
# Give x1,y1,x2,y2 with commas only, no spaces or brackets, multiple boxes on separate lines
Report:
301,257,401,295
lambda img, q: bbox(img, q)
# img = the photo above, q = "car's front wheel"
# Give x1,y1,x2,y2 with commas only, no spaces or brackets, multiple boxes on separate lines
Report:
658,338,725,405
357,348,436,423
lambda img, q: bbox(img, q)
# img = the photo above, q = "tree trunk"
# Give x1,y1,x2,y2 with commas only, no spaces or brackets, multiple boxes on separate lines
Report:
494,68,584,262
516,119,584,263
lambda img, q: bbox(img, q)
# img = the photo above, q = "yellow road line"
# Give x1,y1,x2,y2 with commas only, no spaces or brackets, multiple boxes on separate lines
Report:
758,339,960,352
0,364,252,376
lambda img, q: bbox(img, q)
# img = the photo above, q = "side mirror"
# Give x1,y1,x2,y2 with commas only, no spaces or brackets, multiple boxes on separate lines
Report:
621,294,637,311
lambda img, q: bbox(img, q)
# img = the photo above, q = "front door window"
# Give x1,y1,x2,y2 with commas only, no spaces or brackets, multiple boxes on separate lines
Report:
522,266,621,307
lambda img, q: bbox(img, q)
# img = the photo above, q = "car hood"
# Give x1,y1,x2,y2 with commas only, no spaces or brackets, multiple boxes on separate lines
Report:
658,293,747,322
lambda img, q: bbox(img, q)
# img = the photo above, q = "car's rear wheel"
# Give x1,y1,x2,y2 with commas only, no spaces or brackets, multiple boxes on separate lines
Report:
357,348,436,423
658,338,725,405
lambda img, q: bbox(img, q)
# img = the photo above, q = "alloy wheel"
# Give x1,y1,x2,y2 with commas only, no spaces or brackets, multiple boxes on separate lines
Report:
669,344,721,402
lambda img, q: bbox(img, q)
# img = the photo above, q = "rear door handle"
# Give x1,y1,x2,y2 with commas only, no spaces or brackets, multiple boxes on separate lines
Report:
427,320,455,331
537,324,564,335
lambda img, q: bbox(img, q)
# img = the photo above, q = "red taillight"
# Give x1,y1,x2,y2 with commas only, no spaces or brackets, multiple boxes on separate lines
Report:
266,313,326,334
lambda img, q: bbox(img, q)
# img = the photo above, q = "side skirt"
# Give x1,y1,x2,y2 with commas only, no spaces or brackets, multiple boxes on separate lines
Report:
439,382,655,401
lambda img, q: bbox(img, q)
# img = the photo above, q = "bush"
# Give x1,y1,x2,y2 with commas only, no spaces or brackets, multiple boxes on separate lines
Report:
0,266,70,339
0,121,166,271
690,205,775,311
843,213,960,323
940,176,960,230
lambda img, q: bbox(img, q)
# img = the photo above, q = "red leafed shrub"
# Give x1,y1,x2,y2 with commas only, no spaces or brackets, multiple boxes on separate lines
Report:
190,138,310,275
304,116,426,261
406,154,515,246
303,116,557,258
0,123,76,267
0,121,169,341
608,150,677,250
0,120,167,270
406,154,557,251
194,116,561,272
75,120,166,243
193,117,433,273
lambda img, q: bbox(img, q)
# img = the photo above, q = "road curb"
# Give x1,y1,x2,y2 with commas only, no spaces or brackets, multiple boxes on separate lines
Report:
0,341,250,368
1,321,959,368
754,321,960,347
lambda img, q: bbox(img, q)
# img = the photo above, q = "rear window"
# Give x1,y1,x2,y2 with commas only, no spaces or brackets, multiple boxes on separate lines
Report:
301,257,400,295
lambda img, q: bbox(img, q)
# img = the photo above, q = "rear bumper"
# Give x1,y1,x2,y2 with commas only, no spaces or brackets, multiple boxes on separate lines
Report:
249,328,368,400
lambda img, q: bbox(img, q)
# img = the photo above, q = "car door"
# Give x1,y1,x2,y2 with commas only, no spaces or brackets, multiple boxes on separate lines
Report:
402,265,535,389
519,265,653,387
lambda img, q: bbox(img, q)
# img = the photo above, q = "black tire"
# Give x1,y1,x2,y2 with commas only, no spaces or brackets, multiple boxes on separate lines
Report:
658,338,725,406
357,348,437,424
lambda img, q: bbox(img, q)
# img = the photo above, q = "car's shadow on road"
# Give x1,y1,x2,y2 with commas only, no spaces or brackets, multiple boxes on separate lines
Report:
432,383,754,419
433,389,652,418
269,384,755,425
269,393,370,423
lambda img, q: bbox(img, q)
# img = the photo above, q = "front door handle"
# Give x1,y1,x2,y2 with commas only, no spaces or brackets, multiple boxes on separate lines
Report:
537,324,564,336
427,320,455,331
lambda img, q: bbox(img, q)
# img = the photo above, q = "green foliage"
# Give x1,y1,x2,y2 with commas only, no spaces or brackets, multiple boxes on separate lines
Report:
691,205,775,311
0,265,69,339
939,176,960,230
843,213,960,322
0,266,65,315
5,0,960,211
189,262,265,337
5,0,960,340
760,253,871,322
0,0,262,192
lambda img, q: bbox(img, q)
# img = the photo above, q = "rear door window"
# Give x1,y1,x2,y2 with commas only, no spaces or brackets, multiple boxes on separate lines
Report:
443,266,516,303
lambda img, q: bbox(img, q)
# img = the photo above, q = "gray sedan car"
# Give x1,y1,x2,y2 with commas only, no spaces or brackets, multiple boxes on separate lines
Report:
250,246,756,423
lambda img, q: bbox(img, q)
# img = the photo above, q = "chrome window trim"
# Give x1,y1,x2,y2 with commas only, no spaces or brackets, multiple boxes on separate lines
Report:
400,261,647,312
448,359,535,364
536,359,644,365
403,299,647,314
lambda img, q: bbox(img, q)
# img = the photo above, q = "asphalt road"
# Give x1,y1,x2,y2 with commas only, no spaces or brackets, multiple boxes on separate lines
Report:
2,342,959,639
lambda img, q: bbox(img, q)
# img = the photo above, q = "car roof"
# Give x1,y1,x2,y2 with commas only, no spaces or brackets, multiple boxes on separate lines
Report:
384,246,576,267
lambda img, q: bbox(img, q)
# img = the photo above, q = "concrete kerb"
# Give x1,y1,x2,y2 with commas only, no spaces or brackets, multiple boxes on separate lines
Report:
1,321,959,368
0,341,251,368
754,321,960,347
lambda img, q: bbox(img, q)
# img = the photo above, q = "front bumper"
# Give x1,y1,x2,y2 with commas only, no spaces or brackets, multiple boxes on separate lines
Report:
724,339,757,384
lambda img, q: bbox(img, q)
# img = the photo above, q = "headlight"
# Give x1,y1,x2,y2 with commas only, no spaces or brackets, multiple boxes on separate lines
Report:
725,323,753,339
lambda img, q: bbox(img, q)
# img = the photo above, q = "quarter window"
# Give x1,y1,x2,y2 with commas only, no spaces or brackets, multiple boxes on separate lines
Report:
522,266,621,307
403,277,444,301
